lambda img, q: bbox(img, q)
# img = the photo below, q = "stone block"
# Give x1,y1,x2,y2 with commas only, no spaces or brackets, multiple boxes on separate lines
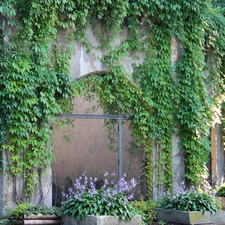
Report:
61,215,142,225
155,208,225,225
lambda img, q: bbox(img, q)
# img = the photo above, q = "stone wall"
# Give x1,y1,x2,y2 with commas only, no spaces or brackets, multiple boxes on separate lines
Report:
52,26,188,200
53,24,225,200
1,23,224,215
0,150,52,216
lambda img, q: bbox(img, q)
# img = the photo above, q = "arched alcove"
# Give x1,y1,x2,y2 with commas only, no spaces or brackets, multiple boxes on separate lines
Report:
51,71,145,205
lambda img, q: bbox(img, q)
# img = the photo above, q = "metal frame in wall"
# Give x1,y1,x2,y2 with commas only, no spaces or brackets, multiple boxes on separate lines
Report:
56,114,133,179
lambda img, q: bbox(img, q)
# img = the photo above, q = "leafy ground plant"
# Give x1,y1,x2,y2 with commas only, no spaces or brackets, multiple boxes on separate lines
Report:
158,185,220,213
0,218,9,225
216,184,225,197
131,198,158,225
9,202,61,224
61,171,137,221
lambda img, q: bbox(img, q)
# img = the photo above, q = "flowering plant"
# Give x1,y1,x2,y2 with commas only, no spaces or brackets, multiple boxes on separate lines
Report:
61,171,137,221
158,185,220,213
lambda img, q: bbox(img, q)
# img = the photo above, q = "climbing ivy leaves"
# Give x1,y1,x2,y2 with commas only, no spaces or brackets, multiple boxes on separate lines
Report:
0,0,225,202
174,2,212,186
132,22,174,193
0,0,73,201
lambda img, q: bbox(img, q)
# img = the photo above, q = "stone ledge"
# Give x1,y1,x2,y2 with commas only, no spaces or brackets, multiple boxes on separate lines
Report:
61,215,142,225
155,208,225,225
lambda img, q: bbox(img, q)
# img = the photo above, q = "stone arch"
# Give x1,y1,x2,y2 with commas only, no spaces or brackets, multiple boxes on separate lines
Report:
52,70,145,199
76,70,113,80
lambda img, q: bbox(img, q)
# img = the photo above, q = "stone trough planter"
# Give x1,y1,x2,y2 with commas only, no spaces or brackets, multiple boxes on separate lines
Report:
61,215,142,225
155,208,225,225
14,214,61,225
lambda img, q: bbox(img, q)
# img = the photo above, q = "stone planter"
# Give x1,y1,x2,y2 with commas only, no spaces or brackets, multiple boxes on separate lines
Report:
155,208,225,225
61,215,142,225
14,214,61,225
215,196,225,210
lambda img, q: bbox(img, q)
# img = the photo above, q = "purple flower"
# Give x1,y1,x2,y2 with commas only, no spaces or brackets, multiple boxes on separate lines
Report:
127,193,134,200
104,171,109,177
88,189,98,196
62,171,137,207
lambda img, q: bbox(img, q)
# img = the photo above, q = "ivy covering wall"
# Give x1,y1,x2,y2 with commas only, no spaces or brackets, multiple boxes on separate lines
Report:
0,0,225,203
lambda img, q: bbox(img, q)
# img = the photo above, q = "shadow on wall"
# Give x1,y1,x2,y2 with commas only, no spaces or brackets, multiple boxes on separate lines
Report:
52,181,62,207
53,176,73,207
52,97,145,203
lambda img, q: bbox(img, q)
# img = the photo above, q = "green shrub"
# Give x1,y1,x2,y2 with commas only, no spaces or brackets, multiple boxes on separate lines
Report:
131,199,158,225
0,218,9,225
9,202,61,224
158,189,219,213
216,184,225,197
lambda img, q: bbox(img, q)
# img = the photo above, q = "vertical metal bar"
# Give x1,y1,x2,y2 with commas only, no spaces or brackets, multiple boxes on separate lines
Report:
118,118,122,179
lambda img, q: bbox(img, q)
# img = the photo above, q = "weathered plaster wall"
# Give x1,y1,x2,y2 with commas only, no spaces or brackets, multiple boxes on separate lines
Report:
52,27,187,201
52,98,143,197
69,25,146,80
52,25,147,199
171,37,185,192
1,23,224,215
53,24,225,200
0,151,52,216
211,123,225,187
216,123,225,186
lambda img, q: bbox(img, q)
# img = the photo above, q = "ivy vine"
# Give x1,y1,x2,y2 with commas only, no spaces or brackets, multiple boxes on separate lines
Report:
0,0,225,203
0,0,74,202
